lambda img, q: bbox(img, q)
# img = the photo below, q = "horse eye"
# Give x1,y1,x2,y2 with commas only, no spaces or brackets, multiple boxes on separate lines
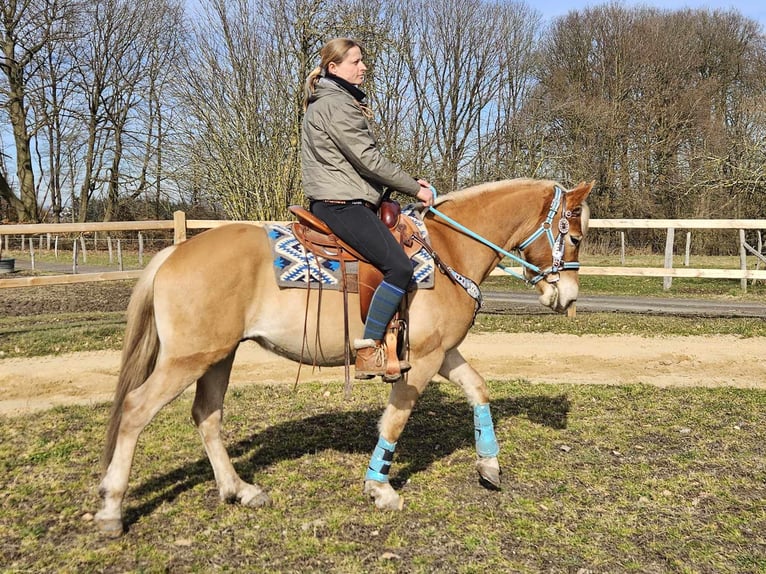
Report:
570,235,582,247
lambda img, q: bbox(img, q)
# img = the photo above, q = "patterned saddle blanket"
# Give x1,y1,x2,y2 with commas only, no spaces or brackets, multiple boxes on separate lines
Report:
266,209,435,291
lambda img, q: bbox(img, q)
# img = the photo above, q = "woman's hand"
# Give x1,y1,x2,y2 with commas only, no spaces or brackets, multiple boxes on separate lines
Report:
415,179,434,206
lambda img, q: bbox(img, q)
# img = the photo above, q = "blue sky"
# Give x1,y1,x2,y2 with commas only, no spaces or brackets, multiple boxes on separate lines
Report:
538,0,766,27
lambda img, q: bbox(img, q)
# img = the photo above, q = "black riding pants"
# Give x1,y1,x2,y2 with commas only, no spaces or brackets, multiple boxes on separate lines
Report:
309,201,413,291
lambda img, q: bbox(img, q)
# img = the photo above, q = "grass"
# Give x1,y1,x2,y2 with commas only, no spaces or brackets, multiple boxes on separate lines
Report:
487,251,766,300
0,312,126,357
2,310,766,359
1,381,764,572
0,247,153,269
2,269,765,358
1,255,765,571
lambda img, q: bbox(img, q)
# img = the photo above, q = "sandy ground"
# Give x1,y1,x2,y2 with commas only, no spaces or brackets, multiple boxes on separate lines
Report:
1,332,764,416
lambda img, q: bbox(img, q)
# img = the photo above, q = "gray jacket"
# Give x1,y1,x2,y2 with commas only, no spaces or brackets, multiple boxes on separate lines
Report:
301,77,420,206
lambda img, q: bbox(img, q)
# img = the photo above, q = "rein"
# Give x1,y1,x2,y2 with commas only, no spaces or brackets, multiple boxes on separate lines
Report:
426,185,578,286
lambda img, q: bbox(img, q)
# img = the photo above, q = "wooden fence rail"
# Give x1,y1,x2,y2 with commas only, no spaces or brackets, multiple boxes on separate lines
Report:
1,212,765,289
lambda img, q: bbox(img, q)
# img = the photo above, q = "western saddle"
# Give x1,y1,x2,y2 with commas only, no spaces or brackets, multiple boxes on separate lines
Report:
288,201,424,385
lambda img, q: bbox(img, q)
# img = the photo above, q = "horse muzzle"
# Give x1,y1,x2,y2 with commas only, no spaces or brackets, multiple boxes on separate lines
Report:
538,282,577,313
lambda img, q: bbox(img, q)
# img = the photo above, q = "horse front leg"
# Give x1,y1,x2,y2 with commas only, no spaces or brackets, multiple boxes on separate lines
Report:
192,350,270,509
363,353,443,511
439,348,501,489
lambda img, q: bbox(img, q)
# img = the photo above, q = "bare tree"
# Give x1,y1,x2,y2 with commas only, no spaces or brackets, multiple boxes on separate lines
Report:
400,0,539,192
537,5,766,228
28,28,81,222
0,0,77,221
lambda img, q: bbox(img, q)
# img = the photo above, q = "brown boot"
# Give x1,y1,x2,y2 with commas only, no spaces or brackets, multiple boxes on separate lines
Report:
354,339,411,382
354,339,386,379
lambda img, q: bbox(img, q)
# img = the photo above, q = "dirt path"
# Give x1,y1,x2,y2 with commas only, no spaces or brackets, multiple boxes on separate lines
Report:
2,332,764,416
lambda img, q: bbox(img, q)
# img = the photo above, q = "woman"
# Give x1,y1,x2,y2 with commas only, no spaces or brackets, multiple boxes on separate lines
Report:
301,38,434,381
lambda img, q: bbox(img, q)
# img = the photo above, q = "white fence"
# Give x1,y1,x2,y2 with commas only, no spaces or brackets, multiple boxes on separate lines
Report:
1,212,765,290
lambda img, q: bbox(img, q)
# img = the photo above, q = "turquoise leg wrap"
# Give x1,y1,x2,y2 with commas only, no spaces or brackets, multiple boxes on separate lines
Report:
474,403,500,458
365,435,397,483
363,281,405,340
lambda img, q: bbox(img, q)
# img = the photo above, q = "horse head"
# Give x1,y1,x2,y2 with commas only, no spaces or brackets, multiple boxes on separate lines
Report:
520,180,593,313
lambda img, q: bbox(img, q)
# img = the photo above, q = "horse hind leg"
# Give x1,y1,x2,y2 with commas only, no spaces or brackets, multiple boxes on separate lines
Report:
95,357,204,536
192,350,269,508
439,348,501,489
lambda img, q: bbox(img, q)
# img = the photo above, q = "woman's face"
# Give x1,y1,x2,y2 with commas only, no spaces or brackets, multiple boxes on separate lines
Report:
328,46,367,86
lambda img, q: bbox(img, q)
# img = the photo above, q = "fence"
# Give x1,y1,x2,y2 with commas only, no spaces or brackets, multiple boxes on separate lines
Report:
1,211,765,290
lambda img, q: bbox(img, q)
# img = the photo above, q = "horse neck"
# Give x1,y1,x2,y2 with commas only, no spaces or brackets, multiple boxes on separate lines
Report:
427,184,548,282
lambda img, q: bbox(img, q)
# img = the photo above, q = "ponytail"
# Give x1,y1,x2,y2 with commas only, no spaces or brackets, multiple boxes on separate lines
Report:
303,66,323,111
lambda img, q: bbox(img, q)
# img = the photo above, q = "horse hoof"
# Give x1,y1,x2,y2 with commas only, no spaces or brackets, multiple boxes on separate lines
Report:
364,480,404,510
240,486,271,508
476,457,501,490
95,516,124,538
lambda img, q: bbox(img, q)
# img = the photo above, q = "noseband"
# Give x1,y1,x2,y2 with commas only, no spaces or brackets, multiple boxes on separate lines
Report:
428,185,579,286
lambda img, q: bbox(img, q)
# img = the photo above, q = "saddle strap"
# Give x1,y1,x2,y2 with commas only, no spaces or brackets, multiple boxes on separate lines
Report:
384,316,403,380
410,234,455,282
339,255,352,399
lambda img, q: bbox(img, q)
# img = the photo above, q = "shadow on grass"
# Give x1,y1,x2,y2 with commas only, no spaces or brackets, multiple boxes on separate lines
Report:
123,384,569,530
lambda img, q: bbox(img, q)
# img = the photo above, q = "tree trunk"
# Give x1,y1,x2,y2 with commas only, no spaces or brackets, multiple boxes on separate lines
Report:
2,41,38,222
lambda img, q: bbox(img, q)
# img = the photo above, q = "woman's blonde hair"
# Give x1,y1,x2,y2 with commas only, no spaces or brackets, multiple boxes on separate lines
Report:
303,38,363,111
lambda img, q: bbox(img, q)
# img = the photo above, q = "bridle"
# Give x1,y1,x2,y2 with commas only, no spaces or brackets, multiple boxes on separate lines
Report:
426,184,580,286
514,185,580,285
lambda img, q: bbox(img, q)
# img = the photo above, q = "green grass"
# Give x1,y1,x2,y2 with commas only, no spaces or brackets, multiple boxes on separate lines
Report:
473,313,766,338
2,311,765,359
1,381,764,572
2,274,765,358
1,255,765,572
0,312,126,357
1,247,153,269
491,252,766,300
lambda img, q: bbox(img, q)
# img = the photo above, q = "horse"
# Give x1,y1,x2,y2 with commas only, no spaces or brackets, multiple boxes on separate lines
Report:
94,177,593,536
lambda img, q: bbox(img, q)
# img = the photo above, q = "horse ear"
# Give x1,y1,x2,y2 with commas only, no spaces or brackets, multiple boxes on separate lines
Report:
566,180,595,206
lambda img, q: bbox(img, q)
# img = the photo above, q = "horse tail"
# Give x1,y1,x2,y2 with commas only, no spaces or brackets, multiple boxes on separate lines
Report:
101,246,175,470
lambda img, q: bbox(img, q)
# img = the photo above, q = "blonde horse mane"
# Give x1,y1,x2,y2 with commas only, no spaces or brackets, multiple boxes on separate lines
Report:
433,178,559,208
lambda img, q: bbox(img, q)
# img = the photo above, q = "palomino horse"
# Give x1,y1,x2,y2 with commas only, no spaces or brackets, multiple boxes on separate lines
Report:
95,178,593,536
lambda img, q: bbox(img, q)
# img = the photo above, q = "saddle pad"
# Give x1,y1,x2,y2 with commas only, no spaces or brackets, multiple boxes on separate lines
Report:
266,211,435,290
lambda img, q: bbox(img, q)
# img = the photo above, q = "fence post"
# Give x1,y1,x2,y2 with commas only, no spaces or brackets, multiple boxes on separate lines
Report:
684,232,691,266
138,232,144,265
79,235,87,263
620,231,625,265
174,210,187,244
753,231,763,286
739,229,747,292
663,227,675,291
72,238,78,274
